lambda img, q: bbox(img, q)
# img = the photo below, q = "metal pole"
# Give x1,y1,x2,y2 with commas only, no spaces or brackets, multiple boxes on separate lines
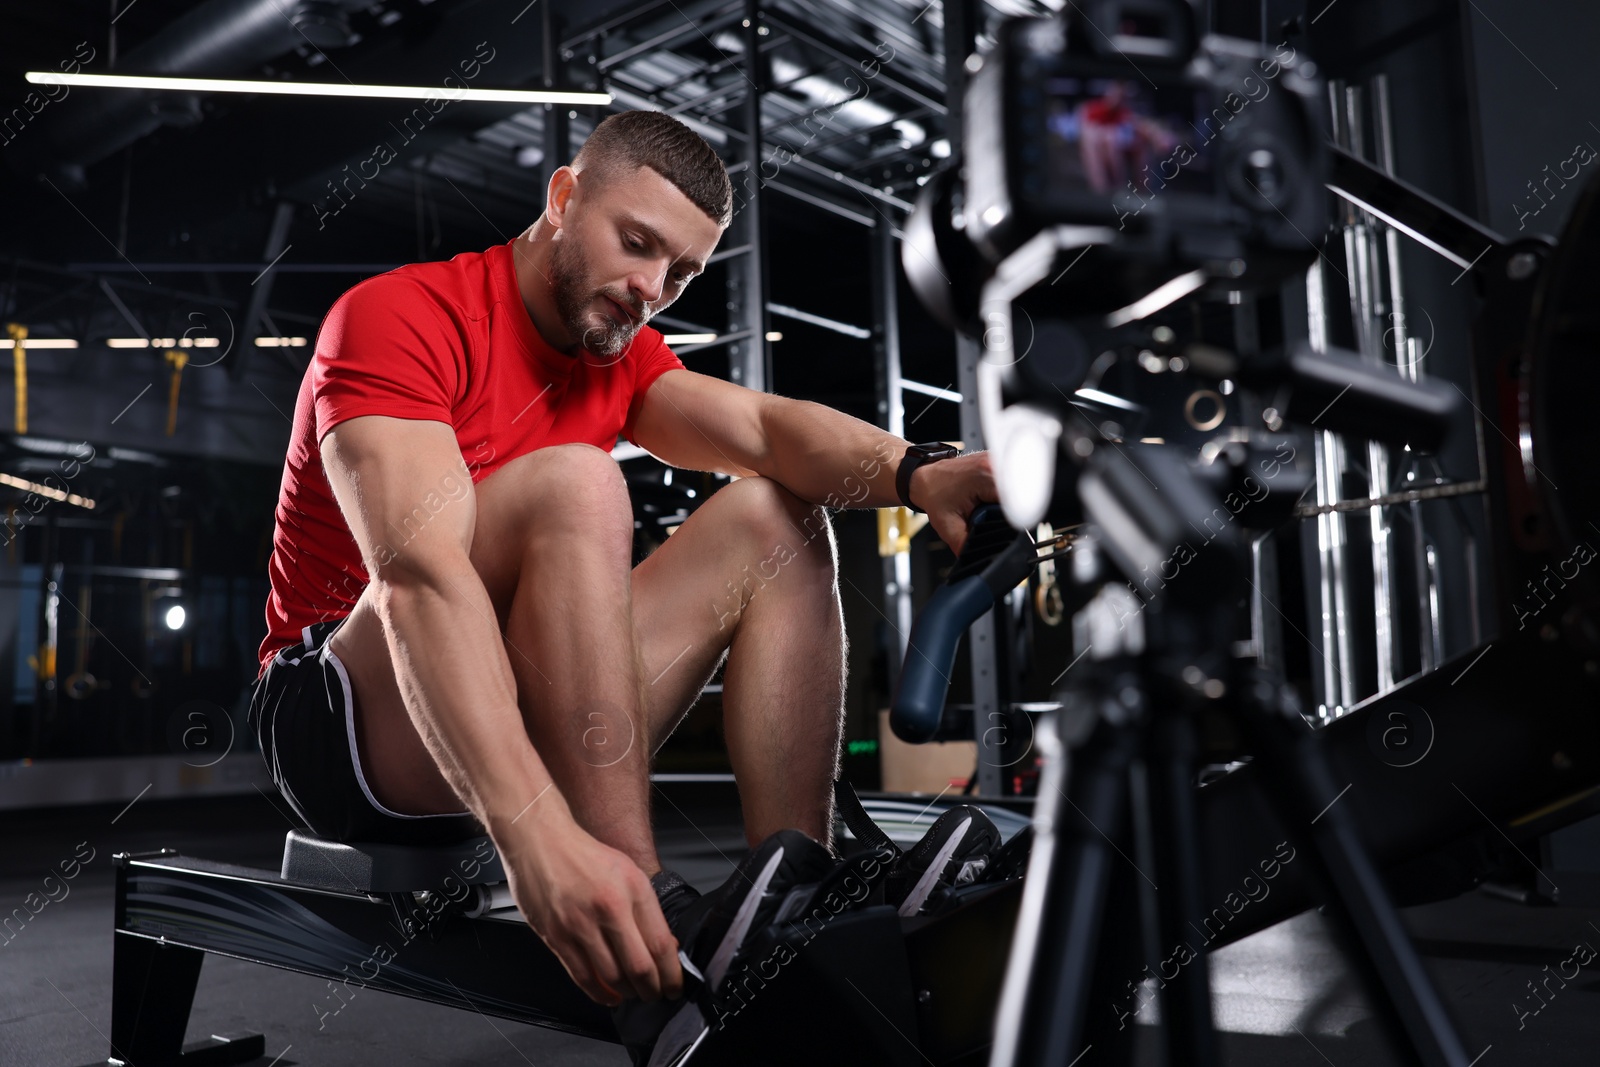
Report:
229,201,293,382
872,216,912,679
1339,85,1401,698
941,0,1003,794
1304,83,1360,722
728,0,770,393
1372,72,1444,677
542,1,572,204
1306,255,1357,721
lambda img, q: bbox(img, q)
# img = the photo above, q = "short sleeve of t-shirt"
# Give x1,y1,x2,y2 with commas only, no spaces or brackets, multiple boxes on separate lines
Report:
312,275,467,443
622,329,686,444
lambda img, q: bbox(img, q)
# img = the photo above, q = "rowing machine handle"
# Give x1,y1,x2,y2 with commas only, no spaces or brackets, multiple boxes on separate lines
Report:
889,505,1038,744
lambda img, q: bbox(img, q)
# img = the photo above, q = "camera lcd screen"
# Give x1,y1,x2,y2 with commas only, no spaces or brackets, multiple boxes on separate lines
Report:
1043,77,1218,205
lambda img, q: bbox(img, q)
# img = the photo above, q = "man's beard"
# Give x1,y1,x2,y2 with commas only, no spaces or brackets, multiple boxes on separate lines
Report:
550,236,644,362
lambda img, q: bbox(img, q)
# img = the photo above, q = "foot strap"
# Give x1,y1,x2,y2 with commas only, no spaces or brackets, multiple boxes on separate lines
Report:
833,777,901,859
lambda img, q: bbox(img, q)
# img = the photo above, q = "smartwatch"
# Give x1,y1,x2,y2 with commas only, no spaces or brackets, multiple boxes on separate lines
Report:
896,441,960,512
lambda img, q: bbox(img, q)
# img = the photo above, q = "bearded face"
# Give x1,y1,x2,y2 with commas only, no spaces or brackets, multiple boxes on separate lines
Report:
549,232,647,362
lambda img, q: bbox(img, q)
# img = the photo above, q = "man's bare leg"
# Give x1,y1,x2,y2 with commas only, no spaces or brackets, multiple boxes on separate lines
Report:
630,476,845,851
329,456,844,868
330,443,660,877
464,443,661,873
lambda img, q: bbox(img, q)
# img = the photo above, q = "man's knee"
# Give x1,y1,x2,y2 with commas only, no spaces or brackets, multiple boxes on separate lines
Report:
718,477,837,579
469,445,634,607
483,443,631,532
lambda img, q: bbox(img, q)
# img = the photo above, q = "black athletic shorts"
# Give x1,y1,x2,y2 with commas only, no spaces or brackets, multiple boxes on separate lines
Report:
248,617,483,845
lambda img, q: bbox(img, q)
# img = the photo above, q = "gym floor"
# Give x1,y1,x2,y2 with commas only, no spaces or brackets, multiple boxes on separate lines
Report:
3,790,1596,1067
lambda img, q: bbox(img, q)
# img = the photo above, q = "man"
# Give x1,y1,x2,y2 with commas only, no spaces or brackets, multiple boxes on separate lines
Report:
249,110,995,1038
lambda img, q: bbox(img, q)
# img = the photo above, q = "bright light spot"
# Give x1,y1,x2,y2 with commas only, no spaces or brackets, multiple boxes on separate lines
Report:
165,605,186,630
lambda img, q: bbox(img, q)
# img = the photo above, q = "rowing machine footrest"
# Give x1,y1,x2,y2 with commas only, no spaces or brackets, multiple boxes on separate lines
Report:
690,906,924,1066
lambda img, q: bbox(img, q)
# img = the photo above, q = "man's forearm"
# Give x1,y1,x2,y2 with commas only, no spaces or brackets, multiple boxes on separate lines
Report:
376,566,570,838
756,397,917,509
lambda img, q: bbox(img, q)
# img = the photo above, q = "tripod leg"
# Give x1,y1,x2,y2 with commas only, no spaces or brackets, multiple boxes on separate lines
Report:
1248,680,1472,1067
1079,852,1143,1063
1147,711,1220,1067
989,705,1140,1067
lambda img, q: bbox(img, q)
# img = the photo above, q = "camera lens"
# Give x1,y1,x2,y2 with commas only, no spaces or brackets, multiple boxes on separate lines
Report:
1243,148,1284,201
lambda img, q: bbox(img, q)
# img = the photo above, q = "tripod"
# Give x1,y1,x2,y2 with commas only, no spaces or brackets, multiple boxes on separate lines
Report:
985,415,1476,1067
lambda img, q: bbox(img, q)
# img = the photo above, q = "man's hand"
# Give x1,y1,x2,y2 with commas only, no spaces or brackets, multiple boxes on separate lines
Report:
908,451,997,556
500,803,684,1007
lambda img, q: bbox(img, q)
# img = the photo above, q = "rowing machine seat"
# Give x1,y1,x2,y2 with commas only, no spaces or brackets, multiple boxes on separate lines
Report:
279,830,503,893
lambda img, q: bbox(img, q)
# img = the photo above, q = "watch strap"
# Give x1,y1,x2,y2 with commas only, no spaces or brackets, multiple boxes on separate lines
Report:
897,443,958,512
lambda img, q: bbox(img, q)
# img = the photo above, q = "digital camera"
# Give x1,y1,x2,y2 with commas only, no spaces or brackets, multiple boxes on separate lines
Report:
908,0,1329,325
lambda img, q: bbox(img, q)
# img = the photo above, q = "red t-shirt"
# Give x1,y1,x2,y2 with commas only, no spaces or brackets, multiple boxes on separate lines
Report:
257,239,683,675
1082,99,1131,127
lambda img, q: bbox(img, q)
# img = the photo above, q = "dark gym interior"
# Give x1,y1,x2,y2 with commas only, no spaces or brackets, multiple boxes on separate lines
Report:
4,0,1600,1064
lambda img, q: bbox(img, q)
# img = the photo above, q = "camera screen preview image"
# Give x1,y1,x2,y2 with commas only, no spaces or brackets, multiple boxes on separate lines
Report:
1044,77,1217,208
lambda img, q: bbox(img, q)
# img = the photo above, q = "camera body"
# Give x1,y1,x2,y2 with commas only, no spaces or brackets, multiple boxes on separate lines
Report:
959,7,1327,314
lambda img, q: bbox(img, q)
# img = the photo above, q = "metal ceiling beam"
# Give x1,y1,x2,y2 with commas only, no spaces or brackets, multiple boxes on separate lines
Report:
769,104,936,158
765,178,877,225
599,4,747,73
803,0,950,81
761,14,948,116
6,259,320,330
781,151,915,211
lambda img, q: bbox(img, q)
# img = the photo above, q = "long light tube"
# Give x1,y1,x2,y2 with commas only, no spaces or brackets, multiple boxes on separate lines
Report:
0,472,96,509
25,71,611,106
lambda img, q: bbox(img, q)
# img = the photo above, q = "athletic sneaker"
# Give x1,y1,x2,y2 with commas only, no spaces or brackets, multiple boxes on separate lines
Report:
610,870,714,1067
883,805,1003,917
613,830,838,1066
650,869,708,932
679,829,838,995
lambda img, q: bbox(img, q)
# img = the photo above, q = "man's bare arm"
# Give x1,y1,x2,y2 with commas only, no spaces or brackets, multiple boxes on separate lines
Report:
631,369,995,550
319,415,680,1006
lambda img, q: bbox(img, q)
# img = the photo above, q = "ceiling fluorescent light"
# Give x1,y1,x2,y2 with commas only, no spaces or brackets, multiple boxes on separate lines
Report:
661,333,718,344
107,336,221,348
0,472,96,509
15,339,78,349
25,71,611,106
254,336,308,347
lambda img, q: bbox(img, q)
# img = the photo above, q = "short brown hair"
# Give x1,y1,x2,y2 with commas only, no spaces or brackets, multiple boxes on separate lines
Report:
573,111,733,226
